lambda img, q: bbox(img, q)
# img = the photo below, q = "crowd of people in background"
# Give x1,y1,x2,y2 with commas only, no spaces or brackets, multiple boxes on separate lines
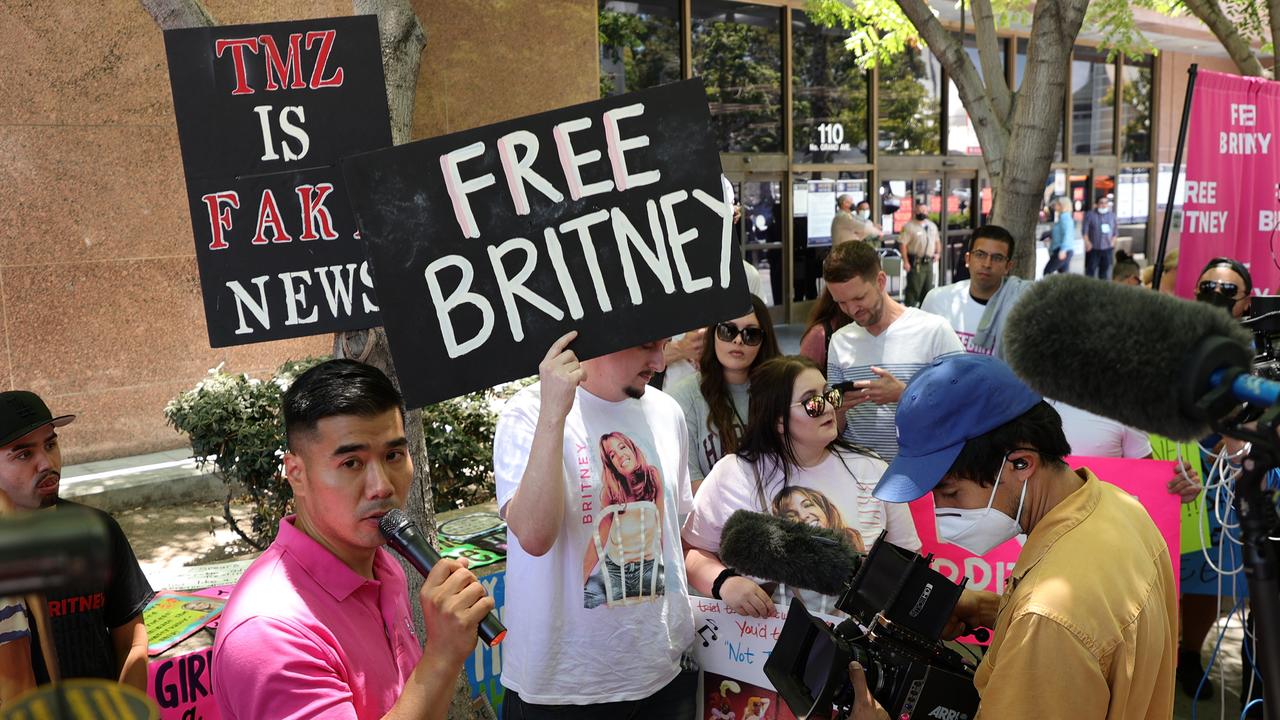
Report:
0,183,1266,720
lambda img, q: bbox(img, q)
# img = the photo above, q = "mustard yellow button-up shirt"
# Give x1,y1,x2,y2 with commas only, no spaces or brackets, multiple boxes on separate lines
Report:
973,469,1177,719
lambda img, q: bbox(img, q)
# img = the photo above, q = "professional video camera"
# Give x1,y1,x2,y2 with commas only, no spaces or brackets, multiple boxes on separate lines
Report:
718,510,980,720
1246,295,1280,381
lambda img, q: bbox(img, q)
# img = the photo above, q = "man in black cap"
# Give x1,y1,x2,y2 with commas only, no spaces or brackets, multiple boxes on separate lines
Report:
0,391,152,691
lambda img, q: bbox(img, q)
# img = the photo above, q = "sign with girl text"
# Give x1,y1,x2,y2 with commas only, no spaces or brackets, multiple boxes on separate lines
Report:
163,16,390,346
340,79,747,407
1176,70,1280,298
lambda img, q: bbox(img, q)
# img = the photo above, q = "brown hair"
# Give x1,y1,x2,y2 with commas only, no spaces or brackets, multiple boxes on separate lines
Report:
822,240,881,284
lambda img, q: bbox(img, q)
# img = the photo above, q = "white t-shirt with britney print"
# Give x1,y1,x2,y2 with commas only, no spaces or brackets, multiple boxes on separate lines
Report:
494,383,695,705
683,447,921,615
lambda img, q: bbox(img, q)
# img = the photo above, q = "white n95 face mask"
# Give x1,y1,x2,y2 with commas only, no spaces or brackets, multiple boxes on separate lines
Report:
935,457,1028,555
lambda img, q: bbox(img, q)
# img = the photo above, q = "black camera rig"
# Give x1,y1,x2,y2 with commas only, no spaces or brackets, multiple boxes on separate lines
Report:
764,533,981,720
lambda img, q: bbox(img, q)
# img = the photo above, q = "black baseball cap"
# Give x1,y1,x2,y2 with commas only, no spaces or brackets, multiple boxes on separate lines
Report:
0,391,75,448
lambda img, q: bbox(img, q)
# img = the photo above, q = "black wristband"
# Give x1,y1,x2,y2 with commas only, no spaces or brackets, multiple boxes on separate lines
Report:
711,567,740,600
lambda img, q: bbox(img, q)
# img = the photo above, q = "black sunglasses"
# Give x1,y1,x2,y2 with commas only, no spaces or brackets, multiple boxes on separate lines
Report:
715,322,764,347
793,388,844,418
1198,280,1241,298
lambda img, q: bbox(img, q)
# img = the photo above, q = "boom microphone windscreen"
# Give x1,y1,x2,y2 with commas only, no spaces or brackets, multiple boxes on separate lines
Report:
1003,274,1253,440
719,510,861,596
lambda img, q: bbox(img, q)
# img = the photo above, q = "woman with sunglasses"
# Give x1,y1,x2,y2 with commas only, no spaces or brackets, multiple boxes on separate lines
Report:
681,356,920,618
667,296,781,493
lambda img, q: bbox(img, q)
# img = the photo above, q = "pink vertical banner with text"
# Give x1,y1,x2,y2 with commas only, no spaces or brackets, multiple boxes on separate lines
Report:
908,457,1182,600
1176,70,1280,298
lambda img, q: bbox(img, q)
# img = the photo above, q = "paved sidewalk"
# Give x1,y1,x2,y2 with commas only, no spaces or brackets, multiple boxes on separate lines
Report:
61,448,226,512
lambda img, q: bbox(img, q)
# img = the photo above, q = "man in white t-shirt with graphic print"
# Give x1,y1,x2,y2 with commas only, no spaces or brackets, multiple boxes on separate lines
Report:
921,225,1018,355
824,241,964,462
494,331,696,718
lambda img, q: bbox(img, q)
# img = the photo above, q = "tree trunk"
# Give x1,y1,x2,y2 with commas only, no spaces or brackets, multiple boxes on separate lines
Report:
894,0,1087,278
142,1,489,717
989,0,1088,278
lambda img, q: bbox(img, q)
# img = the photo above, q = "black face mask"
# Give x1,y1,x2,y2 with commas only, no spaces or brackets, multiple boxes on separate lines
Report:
914,213,927,221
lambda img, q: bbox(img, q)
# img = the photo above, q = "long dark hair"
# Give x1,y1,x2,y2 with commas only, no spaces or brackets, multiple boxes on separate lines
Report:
697,295,781,456
737,355,873,509
804,286,850,336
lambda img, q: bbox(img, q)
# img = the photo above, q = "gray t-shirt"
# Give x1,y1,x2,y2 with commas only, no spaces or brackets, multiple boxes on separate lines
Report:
667,374,750,482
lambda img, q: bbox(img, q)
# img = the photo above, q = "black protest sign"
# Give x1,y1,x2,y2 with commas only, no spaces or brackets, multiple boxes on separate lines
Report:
343,79,747,407
341,79,748,408
164,15,388,347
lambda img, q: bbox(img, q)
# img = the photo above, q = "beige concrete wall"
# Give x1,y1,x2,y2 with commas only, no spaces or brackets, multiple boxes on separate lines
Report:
0,0,597,463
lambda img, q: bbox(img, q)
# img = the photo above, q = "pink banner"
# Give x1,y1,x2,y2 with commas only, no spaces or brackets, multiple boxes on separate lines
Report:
908,457,1182,601
1176,70,1280,297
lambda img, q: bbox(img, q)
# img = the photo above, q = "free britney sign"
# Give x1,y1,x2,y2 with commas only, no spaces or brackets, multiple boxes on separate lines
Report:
1176,70,1280,298
342,79,749,407
164,16,389,347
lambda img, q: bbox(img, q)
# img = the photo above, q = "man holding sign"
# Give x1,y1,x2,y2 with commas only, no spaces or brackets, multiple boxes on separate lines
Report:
852,354,1176,720
494,331,696,718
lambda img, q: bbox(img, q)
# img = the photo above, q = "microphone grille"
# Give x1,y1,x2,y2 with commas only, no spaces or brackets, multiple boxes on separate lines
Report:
378,508,411,538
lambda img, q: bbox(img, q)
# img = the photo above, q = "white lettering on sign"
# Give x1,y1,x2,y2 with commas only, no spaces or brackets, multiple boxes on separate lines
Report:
1184,180,1217,205
1218,132,1272,155
223,262,378,336
1231,104,1257,126
1183,210,1230,234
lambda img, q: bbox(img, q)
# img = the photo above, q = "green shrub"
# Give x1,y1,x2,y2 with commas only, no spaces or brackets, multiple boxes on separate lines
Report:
165,359,504,548
164,358,323,549
423,388,499,512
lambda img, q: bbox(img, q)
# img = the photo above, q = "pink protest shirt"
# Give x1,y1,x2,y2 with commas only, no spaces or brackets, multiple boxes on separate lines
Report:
213,516,423,720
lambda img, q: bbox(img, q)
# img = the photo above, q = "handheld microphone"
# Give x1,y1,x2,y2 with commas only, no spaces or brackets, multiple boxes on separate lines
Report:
378,509,506,647
1003,274,1262,441
718,510,862,596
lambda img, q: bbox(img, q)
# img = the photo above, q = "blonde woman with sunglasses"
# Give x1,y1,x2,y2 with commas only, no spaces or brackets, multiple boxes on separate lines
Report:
681,356,921,618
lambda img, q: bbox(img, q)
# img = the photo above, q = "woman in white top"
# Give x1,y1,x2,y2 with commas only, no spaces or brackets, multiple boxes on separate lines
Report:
682,355,921,618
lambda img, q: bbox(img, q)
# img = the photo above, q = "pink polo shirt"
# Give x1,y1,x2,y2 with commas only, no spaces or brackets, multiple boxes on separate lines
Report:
213,516,423,720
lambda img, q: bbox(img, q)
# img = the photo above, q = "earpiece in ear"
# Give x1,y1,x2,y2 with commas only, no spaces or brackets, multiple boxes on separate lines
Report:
1011,458,1030,470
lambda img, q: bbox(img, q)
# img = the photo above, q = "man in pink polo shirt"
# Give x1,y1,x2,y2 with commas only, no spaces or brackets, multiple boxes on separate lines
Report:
213,360,494,720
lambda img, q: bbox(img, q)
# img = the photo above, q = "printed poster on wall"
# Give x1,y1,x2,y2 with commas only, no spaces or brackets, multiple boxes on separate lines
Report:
164,15,391,347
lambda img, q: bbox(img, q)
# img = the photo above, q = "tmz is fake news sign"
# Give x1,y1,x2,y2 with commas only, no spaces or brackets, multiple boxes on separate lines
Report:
164,16,389,347
341,79,748,408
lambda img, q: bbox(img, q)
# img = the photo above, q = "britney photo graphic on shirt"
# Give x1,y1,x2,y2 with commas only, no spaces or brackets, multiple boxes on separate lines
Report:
583,431,667,608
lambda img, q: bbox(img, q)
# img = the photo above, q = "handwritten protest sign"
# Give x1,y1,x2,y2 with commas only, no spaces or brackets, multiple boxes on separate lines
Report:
1148,435,1211,555
148,647,217,720
463,571,507,717
341,78,748,407
908,456,1182,602
163,16,390,346
692,598,839,720
143,592,225,656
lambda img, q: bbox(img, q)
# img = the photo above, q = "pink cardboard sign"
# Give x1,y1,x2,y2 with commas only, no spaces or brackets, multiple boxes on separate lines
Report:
908,457,1181,599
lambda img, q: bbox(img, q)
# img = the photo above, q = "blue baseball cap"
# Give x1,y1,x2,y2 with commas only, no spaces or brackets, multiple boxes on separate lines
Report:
874,354,1042,502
